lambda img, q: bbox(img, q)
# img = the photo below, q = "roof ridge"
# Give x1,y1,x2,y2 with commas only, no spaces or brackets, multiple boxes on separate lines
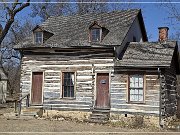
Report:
44,8,140,20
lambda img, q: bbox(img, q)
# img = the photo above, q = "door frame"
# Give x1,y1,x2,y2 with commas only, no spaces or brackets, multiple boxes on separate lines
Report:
94,71,111,108
30,71,44,105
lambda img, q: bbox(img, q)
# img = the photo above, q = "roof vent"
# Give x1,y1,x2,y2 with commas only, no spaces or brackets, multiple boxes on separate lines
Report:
158,27,169,43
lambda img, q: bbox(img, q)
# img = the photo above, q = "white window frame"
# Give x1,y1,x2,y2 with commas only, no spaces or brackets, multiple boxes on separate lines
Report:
129,74,144,103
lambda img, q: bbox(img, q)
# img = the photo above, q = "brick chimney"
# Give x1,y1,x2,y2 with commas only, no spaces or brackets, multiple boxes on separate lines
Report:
158,27,169,43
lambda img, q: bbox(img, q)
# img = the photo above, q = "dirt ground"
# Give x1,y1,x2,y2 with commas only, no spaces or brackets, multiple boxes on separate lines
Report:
0,106,179,135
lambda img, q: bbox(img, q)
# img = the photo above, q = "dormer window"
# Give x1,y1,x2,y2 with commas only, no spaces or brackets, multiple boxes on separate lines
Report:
89,21,109,43
34,32,43,44
91,28,101,42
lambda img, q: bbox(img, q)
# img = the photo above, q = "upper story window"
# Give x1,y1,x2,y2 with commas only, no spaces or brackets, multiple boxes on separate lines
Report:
91,28,101,42
34,32,43,44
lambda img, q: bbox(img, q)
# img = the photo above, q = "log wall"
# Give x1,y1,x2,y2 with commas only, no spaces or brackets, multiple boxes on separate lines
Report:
20,48,114,111
160,53,177,119
20,48,161,115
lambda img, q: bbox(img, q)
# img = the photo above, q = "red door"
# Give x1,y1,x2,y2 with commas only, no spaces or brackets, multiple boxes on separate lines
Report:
96,73,110,108
31,72,43,104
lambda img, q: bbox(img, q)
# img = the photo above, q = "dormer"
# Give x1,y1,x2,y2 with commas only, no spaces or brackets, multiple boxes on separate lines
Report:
33,25,53,44
89,21,109,42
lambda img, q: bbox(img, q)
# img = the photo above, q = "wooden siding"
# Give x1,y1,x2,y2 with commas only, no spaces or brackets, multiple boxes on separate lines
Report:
20,49,114,110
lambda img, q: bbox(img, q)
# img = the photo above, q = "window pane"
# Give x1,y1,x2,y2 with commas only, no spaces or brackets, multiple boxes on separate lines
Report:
135,77,139,87
139,77,143,88
130,94,135,101
130,89,134,94
34,32,42,43
64,86,67,97
139,89,143,94
139,95,143,101
91,28,100,41
134,89,138,94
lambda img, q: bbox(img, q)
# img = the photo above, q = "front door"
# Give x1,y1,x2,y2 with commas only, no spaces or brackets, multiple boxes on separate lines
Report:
96,73,110,108
31,72,43,104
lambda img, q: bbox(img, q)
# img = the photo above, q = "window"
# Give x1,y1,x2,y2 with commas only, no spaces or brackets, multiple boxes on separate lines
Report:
129,75,144,102
34,32,43,43
62,72,75,98
91,28,101,42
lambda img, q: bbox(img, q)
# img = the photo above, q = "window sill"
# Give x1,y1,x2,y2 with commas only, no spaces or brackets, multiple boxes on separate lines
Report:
60,97,76,100
126,101,145,104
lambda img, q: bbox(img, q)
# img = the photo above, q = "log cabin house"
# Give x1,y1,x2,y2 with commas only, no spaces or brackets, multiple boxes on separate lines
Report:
14,9,180,126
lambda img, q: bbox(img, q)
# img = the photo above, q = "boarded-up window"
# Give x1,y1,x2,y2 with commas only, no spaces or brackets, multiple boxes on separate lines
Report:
129,75,144,102
62,72,75,98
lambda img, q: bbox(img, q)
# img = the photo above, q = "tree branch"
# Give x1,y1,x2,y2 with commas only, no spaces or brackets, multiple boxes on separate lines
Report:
0,0,30,45
14,0,30,15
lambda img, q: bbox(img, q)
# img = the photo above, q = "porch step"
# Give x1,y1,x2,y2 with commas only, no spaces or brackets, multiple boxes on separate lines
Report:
88,108,110,124
21,107,43,117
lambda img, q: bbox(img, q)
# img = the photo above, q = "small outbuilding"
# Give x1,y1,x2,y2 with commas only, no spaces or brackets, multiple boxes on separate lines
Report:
0,67,8,103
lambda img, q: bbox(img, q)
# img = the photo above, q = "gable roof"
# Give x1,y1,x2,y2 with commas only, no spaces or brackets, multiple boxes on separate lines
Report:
14,9,147,49
115,41,177,68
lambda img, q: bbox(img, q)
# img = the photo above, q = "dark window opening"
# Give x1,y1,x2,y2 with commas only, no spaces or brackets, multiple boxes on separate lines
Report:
62,72,75,98
91,28,101,42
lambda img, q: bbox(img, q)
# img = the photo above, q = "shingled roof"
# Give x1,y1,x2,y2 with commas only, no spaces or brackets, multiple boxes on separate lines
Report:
14,9,147,49
115,41,177,68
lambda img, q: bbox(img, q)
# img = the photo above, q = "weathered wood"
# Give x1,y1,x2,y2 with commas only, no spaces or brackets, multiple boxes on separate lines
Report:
20,49,114,110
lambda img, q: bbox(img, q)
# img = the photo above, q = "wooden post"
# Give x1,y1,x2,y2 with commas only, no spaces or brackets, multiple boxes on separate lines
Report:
18,101,21,116
14,100,17,113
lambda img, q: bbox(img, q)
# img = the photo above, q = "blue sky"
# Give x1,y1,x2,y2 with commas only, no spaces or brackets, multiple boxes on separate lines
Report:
14,1,180,42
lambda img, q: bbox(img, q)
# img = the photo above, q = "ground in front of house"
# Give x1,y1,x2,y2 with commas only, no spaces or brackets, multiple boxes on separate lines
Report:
0,105,179,135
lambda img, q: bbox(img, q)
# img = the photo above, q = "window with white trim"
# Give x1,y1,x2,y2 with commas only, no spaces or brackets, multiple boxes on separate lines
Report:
129,75,144,102
62,72,75,98
34,32,43,44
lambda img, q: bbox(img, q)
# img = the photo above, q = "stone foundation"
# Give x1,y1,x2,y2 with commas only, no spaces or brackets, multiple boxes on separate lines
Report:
41,110,162,129
42,110,91,122
110,113,159,128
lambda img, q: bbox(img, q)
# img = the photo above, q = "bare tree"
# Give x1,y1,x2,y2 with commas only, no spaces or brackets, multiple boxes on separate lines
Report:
158,0,180,41
0,0,31,97
1,19,35,96
31,0,139,21
31,0,71,21
0,0,30,45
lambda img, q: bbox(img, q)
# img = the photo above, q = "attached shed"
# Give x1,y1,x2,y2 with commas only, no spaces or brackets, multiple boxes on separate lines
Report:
115,40,180,126
0,67,8,103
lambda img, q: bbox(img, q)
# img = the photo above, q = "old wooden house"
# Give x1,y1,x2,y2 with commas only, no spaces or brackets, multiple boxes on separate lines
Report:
14,9,180,126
